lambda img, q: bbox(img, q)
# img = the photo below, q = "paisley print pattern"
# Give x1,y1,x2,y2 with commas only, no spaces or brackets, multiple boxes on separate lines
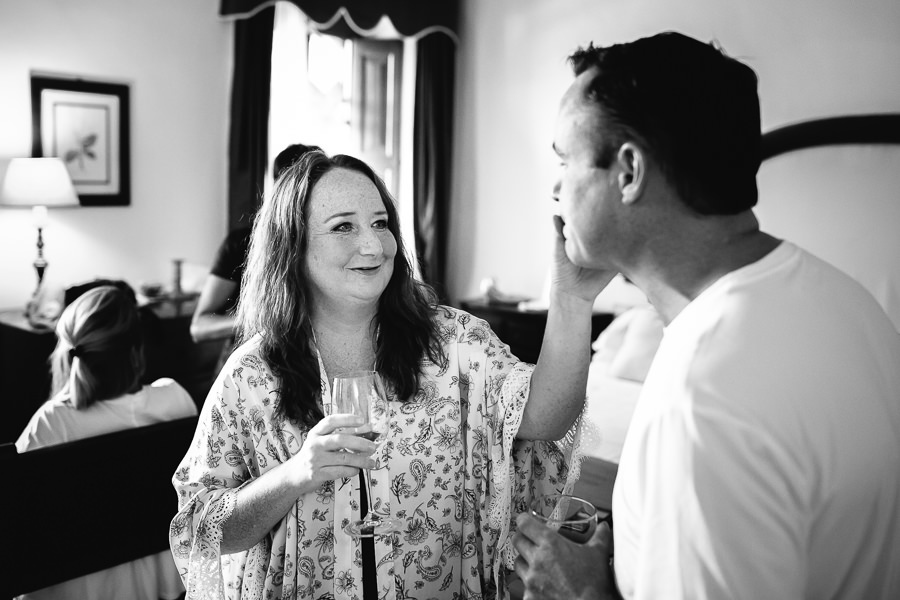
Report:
170,306,584,599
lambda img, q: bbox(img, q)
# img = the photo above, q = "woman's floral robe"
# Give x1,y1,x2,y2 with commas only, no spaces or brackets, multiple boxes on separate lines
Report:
169,306,585,600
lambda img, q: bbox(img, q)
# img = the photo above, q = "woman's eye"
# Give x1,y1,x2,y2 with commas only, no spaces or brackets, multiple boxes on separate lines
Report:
373,219,389,230
333,222,353,233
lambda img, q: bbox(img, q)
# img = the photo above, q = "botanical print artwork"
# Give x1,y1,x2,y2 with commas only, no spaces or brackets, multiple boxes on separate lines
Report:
31,75,130,205
43,90,114,185
63,131,99,173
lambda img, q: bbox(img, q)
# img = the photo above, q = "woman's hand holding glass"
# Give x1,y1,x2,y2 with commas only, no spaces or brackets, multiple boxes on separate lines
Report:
284,413,377,494
332,370,403,537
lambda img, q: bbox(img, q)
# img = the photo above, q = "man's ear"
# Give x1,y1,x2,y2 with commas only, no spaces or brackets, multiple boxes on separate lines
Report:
616,142,645,205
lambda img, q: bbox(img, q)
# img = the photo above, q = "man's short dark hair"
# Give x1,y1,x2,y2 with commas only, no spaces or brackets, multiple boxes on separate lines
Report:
273,143,322,180
568,31,761,215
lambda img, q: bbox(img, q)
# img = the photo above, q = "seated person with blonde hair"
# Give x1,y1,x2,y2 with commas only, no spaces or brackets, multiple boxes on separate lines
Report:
16,284,197,600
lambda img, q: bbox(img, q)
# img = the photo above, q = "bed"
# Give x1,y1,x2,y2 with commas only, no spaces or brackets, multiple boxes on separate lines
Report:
573,113,900,511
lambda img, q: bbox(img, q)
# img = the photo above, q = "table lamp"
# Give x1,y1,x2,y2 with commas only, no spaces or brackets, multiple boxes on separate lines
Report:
0,157,79,321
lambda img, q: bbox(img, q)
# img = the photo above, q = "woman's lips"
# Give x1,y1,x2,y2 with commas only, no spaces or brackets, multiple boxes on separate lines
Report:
351,265,381,273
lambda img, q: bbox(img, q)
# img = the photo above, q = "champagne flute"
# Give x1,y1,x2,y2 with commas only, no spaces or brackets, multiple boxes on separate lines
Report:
332,370,403,537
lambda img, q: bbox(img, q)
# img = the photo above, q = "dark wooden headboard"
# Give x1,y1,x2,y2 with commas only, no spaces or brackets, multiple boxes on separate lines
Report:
761,113,900,160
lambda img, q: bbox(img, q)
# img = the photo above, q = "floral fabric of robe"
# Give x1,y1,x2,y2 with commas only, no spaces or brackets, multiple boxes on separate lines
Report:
170,306,584,600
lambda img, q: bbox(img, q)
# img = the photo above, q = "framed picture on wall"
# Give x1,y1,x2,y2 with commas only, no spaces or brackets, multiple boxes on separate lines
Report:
30,74,131,206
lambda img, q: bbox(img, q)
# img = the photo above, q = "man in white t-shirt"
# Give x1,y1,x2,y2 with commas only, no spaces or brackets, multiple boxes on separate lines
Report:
511,31,900,599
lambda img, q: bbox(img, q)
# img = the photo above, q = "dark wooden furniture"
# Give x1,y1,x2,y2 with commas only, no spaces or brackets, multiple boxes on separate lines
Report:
0,308,58,443
0,295,223,443
0,416,197,598
458,298,614,363
139,294,225,402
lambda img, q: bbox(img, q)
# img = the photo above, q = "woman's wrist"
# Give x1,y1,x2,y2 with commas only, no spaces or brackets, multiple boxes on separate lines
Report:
548,286,596,315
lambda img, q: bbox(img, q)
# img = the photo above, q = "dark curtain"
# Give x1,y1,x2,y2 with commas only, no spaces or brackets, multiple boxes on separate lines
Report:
227,6,275,230
220,0,458,37
413,33,455,302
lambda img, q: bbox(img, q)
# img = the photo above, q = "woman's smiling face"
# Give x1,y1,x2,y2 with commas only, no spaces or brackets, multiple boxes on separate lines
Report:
303,167,397,311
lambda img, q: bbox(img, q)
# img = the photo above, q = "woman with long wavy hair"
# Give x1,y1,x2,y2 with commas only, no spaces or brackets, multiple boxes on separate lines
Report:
170,151,613,599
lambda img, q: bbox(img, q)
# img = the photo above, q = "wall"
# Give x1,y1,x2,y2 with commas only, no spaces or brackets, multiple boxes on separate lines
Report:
3,0,898,315
449,0,900,306
0,0,231,309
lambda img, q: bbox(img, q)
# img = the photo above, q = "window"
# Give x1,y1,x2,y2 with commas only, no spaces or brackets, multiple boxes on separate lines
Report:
268,4,415,272
351,38,403,196
269,7,402,196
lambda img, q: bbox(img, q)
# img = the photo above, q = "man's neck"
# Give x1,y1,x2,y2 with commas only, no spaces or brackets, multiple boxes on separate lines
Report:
627,212,780,325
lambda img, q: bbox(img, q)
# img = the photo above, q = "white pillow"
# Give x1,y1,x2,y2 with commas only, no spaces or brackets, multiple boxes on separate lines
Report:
593,306,664,383
591,310,630,362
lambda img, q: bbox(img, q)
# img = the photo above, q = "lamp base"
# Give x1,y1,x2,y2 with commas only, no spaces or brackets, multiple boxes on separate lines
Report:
24,281,63,331
25,225,60,329
25,296,52,331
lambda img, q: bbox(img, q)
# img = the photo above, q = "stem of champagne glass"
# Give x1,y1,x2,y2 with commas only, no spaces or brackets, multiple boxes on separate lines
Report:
362,468,378,521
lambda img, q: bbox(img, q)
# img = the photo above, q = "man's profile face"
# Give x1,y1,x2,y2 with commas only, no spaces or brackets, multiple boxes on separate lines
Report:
552,67,623,270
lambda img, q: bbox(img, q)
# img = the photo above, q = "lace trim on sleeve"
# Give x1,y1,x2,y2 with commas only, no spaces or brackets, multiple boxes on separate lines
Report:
488,366,595,580
184,488,238,600
487,363,531,534
486,361,540,591
557,401,600,500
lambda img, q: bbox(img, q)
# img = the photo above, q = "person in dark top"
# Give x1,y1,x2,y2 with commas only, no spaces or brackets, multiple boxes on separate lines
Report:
205,227,251,315
190,143,321,344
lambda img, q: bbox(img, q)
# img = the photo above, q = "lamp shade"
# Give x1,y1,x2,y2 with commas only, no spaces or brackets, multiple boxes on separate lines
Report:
0,157,79,208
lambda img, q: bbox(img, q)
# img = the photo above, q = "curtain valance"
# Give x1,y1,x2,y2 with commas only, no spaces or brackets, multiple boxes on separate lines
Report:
220,0,458,38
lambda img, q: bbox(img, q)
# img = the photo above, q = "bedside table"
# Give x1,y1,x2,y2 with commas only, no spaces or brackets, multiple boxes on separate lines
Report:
458,298,614,363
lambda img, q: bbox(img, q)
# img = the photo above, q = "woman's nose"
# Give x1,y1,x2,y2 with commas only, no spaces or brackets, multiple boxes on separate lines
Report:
358,228,383,255
551,179,561,202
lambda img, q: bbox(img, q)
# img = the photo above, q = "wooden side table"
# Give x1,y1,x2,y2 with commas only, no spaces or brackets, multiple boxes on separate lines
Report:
458,298,614,363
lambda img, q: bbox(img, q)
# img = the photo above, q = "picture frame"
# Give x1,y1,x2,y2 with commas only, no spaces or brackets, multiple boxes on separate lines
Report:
30,74,131,206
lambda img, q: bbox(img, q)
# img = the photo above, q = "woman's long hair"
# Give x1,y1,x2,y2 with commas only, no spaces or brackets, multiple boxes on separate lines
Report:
50,285,145,409
236,151,444,428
